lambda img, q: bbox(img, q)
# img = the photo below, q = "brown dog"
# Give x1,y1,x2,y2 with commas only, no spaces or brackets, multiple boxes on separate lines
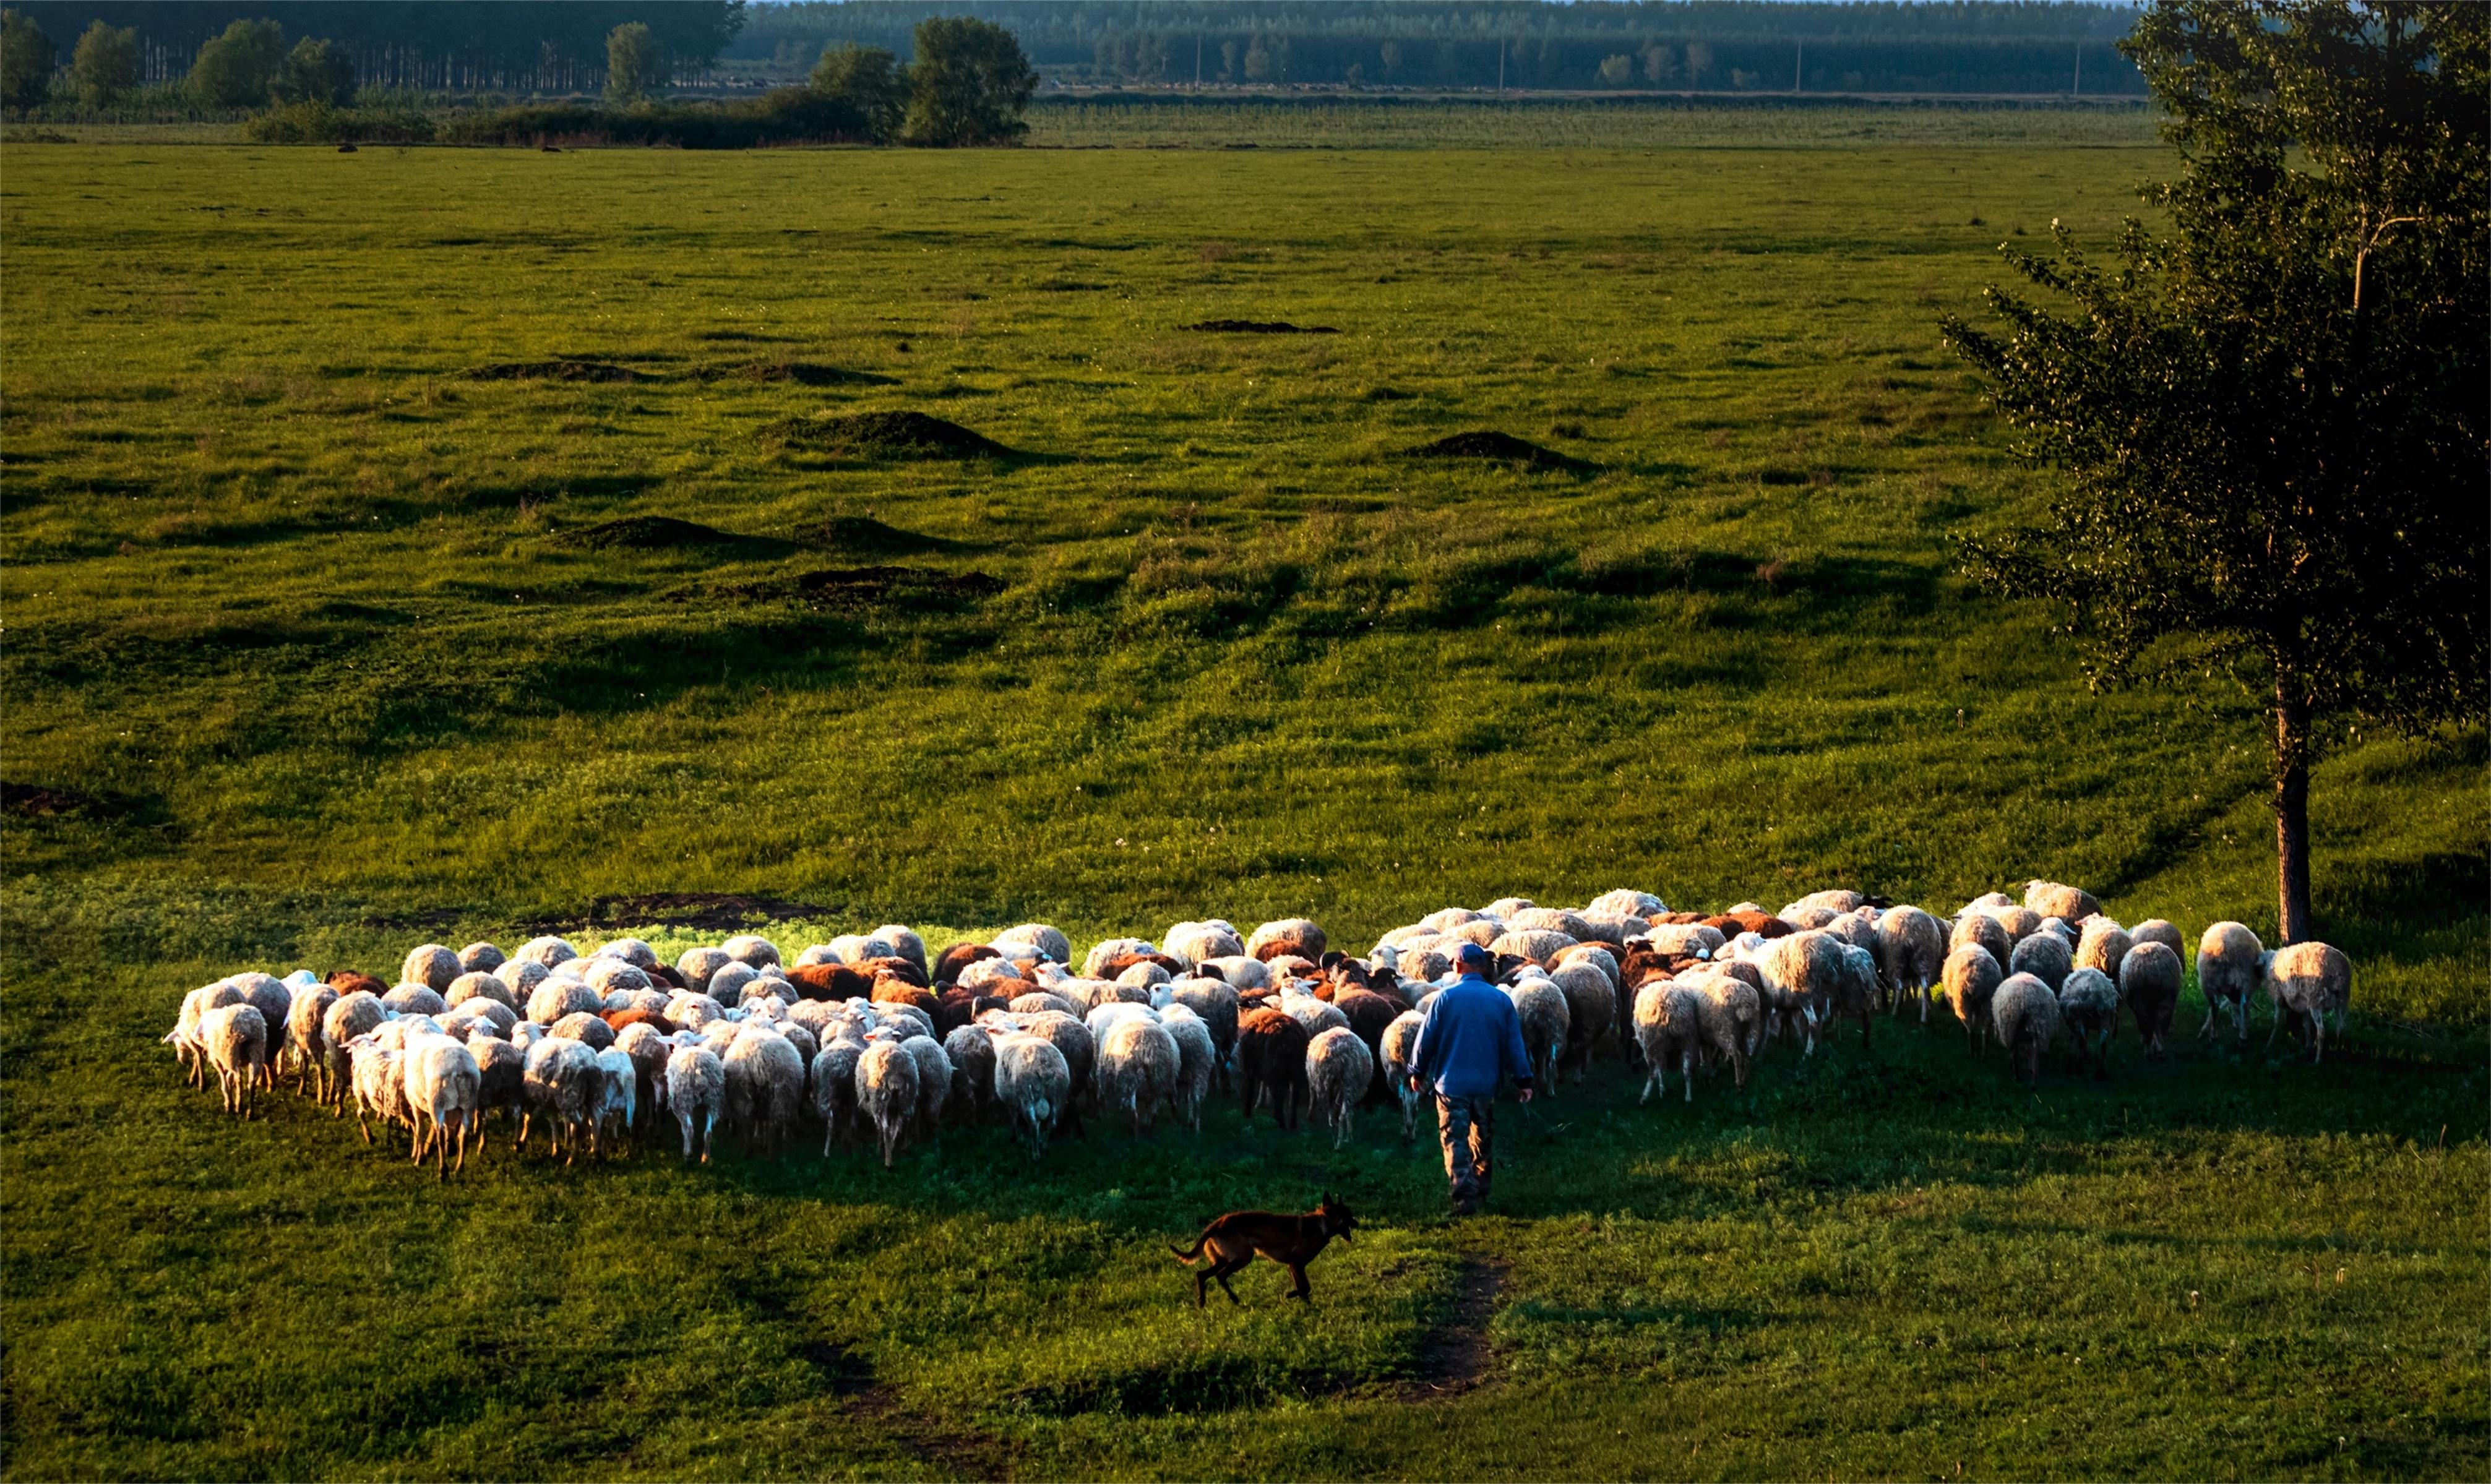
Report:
1169,1194,1356,1307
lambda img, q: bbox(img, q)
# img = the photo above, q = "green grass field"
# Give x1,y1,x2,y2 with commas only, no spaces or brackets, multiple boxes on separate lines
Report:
3,110,2484,1479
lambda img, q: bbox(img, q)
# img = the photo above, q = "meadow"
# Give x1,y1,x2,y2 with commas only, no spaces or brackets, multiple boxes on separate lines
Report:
2,108,2483,1478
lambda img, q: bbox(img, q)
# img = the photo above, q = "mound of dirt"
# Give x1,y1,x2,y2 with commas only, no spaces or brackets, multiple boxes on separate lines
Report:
467,360,642,383
1182,319,1340,335
759,410,1011,460
806,516,957,556
1,781,127,819
551,516,747,551
1406,431,1592,472
694,361,898,387
672,564,1006,612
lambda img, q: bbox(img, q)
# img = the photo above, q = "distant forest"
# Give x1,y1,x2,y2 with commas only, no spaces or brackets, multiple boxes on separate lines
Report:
4,1,2149,97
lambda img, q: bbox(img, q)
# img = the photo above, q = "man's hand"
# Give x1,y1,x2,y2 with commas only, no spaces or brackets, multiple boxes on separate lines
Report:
1518,1087,1534,1104
1406,1074,1422,1093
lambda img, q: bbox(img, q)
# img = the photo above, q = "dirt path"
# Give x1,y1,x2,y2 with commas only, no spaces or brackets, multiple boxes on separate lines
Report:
849,1376,1024,1479
1399,1255,1508,1401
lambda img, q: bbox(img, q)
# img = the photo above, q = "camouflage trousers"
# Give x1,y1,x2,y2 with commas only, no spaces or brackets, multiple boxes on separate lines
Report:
1435,1094,1496,1213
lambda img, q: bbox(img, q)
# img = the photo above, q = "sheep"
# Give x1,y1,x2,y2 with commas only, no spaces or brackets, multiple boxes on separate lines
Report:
713,933,778,969
1990,972,2061,1084
1197,954,1273,992
2195,922,2263,1042
1095,1016,1181,1137
992,1031,1072,1159
1504,976,1570,1092
1948,911,2014,974
320,992,387,1112
1985,903,2045,943
1586,888,1666,920
1169,979,1241,1084
1116,961,1172,992
1304,1027,1375,1150
2128,919,2185,958
1280,993,1349,1040
665,1039,726,1163
580,958,652,995
1549,959,1616,1074
403,1034,484,1175
197,1003,269,1116
903,1034,952,1138
1758,931,1846,1055
2112,940,2182,1057
283,983,339,1098
1374,1009,1435,1141
723,1027,806,1156
2008,931,2073,992
991,923,1072,965
2057,967,2120,1078
614,1021,672,1125
1783,906,1841,932
1875,906,1947,1021
2263,941,2352,1062
520,1037,601,1163
513,935,578,969
1159,1009,1217,1131
1634,982,1706,1104
382,984,450,1020
1937,945,2005,1053
854,1040,919,1168
1491,929,1577,967
527,978,600,1026
400,945,462,993
223,975,291,1088
348,1040,410,1148
1825,943,1880,1047
1236,1007,1310,1129
811,1036,866,1152
1080,937,1155,979
445,972,515,1014
2025,880,2102,923
166,982,245,1088
471,1034,527,1148
1821,911,1879,956
1164,919,1245,966
1331,989,1401,1105
549,1011,616,1052
1247,918,1327,963
2074,920,2135,982
1690,974,1760,1088
496,958,551,1003
942,1024,996,1122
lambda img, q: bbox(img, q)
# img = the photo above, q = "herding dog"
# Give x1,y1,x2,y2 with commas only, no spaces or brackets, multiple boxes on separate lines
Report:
1169,1194,1356,1307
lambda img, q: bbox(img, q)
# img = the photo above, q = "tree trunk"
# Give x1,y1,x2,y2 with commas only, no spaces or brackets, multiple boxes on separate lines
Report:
2273,678,2313,945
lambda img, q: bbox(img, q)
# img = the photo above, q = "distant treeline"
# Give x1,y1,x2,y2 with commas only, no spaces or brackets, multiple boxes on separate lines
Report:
5,2,744,92
738,2,2149,95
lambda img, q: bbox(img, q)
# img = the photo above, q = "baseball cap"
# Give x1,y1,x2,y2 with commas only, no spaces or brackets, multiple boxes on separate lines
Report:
1454,943,1491,970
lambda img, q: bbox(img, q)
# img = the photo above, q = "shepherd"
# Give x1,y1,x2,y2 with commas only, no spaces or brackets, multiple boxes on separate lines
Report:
1406,942,1535,1216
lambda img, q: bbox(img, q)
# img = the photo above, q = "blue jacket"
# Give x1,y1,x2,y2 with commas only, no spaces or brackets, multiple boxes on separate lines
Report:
1409,974,1536,1100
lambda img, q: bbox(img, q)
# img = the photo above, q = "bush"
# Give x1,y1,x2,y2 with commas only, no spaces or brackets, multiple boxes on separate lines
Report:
241,100,433,144
272,36,354,108
189,18,285,109
439,89,880,150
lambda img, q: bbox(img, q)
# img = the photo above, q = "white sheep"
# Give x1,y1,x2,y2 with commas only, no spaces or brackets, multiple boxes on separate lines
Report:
165,981,246,1089
285,983,340,1099
403,1034,483,1175
1875,906,1947,1021
512,935,577,969
1991,972,2061,1084
197,1003,269,1116
1158,1008,1216,1131
1304,1026,1375,1150
1505,976,1570,1091
2008,930,2073,992
2128,919,2185,958
348,1039,410,1148
1379,1010,1427,1140
592,1045,638,1155
1758,931,1846,1055
1164,919,1244,966
666,1039,726,1163
1948,912,2013,976
2196,921,2263,1042
991,923,1072,965
1633,982,1705,1104
724,1027,805,1156
720,933,781,969
1690,974,1760,1088
471,1034,527,1148
1279,993,1349,1040
2057,966,2119,1078
1585,888,1666,920
2263,941,2351,1061
520,1037,601,1164
1937,945,2005,1053
812,1036,866,1153
903,1035,952,1138
2024,880,2102,922
1246,918,1328,963
854,1039,919,1168
2074,919,2135,981
401,945,461,993
675,947,730,993
992,1031,1071,1159
1096,1016,1181,1136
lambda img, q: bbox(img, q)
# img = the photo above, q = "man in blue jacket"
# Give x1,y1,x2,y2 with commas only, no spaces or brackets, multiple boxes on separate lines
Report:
1406,943,1536,1216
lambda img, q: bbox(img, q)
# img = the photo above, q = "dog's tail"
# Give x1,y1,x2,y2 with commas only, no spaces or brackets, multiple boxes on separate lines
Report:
1168,1225,1214,1264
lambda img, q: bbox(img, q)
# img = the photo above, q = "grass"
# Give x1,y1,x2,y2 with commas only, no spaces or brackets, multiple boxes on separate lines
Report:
2,112,2483,1479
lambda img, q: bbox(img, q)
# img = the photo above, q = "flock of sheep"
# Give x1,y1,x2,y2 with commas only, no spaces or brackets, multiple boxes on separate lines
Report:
161,880,2353,1177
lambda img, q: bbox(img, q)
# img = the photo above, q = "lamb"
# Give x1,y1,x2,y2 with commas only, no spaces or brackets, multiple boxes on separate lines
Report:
1990,972,2061,1084
1758,931,1847,1055
666,1039,727,1163
401,945,462,993
2057,967,2119,1079
1236,1007,1310,1129
520,1037,602,1163
1379,1010,1428,1141
197,1003,269,1117
854,1039,919,1168
1158,1010,1217,1131
1634,982,1705,1104
2195,921,2263,1042
2263,941,2352,1062
1506,977,1571,1092
1304,1027,1375,1151
2024,880,2102,923
724,1027,806,1156
991,923,1072,965
2008,930,2073,992
903,1034,952,1137
1937,945,2005,1053
2074,920,2135,981
992,1031,1072,1159
1096,1016,1181,1136
1875,906,1947,1021
403,1034,484,1175
1690,974,1760,1088
1247,918,1327,963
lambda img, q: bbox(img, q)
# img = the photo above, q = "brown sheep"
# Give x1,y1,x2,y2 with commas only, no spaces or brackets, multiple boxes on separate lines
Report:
785,962,872,1001
931,942,1001,985
325,969,389,999
602,1007,677,1037
1097,950,1187,981
871,981,940,1019
863,956,930,990
934,989,1009,1034
1702,912,1794,940
1235,1007,1310,1130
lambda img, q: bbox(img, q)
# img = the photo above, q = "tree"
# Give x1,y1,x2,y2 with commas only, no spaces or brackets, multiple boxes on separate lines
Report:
1941,0,2487,945
606,20,660,104
1,8,54,109
809,41,905,140
1597,53,1633,87
188,18,285,109
273,36,354,107
69,19,136,108
1242,34,1271,83
901,16,1034,147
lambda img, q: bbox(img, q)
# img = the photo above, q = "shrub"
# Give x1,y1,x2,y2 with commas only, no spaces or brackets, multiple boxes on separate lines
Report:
440,86,887,150
241,101,433,145
189,19,285,109
1,8,54,111
811,42,904,140
272,36,354,108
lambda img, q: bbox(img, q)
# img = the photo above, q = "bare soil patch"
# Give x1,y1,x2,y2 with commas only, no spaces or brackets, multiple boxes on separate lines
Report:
760,410,1012,460
804,515,960,557
1,781,132,820
1401,1256,1507,1400
670,565,1006,614
1406,430,1594,473
466,359,642,383
549,516,755,551
1182,319,1339,334
693,361,898,387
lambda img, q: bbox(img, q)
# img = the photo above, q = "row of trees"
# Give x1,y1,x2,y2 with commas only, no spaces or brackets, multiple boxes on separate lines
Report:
1,10,352,108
